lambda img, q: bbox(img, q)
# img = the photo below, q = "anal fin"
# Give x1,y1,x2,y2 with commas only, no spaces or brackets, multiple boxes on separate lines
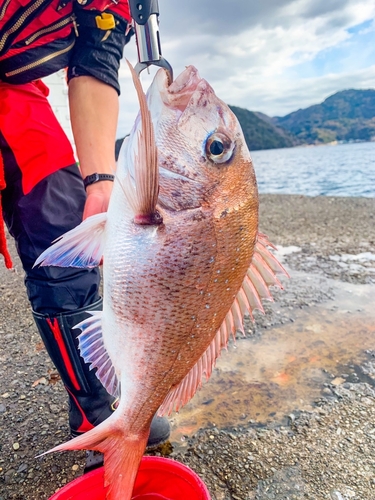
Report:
75,312,119,398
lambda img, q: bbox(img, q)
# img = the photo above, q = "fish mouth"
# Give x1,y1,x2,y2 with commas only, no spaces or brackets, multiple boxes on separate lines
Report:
159,65,203,112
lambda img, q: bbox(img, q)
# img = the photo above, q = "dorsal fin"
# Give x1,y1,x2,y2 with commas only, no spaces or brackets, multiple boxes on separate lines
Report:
120,60,160,225
158,233,288,416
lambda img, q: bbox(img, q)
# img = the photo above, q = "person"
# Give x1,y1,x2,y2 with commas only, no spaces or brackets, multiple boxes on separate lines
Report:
0,0,170,472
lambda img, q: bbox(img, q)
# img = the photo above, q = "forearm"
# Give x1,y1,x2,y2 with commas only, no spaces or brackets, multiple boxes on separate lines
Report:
69,75,118,219
69,75,118,179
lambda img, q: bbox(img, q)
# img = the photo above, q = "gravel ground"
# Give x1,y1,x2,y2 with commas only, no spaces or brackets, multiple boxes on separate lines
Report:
259,195,375,285
0,194,374,500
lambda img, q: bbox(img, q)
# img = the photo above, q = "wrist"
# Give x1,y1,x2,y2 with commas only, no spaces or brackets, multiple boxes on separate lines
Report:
83,173,115,190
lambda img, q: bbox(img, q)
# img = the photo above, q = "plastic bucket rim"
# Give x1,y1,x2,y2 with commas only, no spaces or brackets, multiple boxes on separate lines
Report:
48,455,211,500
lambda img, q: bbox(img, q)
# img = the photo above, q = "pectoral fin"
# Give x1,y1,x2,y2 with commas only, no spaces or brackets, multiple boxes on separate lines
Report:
34,213,107,268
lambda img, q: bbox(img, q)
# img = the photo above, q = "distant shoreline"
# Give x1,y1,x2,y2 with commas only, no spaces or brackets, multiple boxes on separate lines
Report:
251,138,375,152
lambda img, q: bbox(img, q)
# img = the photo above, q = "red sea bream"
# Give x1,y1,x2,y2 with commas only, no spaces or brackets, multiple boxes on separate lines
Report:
35,63,288,499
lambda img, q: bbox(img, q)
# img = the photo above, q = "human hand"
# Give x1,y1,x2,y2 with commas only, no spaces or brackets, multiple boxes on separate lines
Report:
83,181,114,220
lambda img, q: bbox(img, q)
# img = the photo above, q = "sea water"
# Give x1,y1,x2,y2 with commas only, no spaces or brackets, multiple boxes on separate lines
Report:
251,141,375,198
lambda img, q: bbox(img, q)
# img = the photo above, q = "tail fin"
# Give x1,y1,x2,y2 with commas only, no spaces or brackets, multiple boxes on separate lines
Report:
41,414,149,500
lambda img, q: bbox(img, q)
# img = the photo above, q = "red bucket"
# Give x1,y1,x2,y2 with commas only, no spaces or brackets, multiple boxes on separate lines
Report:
49,456,211,500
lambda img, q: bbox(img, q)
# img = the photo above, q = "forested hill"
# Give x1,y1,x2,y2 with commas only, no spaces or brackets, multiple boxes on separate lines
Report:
228,106,298,151
273,89,375,144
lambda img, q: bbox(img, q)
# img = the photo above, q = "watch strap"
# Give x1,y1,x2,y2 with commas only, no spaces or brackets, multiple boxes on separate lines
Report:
83,173,115,189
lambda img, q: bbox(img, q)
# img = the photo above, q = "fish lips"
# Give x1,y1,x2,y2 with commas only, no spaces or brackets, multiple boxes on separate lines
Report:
161,65,203,112
155,65,216,117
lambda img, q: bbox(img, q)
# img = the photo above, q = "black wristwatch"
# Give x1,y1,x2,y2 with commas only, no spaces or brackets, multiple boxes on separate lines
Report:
83,173,115,189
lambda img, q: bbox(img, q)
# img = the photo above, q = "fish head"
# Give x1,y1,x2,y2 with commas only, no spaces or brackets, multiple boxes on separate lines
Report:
145,65,258,215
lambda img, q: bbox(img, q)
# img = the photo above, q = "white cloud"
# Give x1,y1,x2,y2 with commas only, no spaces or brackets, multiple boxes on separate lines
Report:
117,0,375,137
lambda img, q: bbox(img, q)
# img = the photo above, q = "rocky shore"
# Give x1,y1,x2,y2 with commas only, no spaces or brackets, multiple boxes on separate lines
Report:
0,194,374,500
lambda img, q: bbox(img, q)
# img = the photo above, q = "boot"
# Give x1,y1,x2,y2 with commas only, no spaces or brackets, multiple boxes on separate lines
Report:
32,299,170,454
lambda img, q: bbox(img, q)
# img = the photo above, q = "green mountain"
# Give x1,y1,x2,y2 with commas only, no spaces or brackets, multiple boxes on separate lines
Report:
273,89,375,144
229,105,297,151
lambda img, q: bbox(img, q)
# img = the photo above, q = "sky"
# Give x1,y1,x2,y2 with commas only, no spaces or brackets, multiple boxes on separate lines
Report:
116,0,375,137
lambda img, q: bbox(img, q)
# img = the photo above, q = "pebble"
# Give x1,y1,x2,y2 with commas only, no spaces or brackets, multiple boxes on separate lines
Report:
17,463,28,473
12,443,20,450
322,388,332,395
330,490,345,500
331,377,346,386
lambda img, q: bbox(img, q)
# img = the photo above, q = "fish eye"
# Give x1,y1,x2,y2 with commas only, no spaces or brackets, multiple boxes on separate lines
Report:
210,140,224,155
205,132,234,164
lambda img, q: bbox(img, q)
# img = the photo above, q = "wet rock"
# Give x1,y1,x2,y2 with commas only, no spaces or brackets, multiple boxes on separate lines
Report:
331,377,346,386
17,463,28,473
322,388,332,395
